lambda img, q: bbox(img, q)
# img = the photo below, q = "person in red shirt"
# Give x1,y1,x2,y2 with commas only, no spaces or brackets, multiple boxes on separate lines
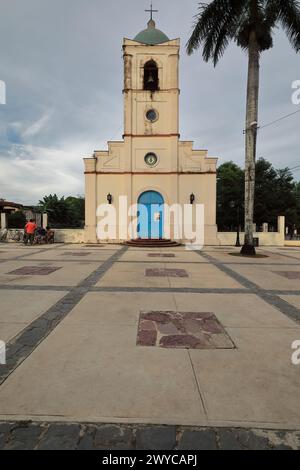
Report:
24,219,37,245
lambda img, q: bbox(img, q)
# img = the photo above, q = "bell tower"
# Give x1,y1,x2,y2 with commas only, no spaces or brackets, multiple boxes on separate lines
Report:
123,17,180,143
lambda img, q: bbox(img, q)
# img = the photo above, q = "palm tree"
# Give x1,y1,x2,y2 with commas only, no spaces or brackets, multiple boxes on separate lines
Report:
187,0,300,255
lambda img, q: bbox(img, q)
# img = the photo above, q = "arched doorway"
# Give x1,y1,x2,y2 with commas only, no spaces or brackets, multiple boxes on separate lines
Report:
137,191,164,239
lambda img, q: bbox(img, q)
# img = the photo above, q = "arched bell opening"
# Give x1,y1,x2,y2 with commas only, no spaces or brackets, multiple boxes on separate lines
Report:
143,60,159,92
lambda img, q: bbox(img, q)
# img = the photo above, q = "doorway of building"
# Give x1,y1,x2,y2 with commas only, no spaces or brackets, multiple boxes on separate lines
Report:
137,191,164,239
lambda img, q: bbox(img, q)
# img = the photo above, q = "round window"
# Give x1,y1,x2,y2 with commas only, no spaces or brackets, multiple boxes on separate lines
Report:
146,109,158,122
144,153,158,167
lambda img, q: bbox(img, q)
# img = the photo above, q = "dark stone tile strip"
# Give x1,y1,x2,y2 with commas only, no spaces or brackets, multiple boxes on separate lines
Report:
198,252,300,324
225,262,300,266
2,257,300,266
0,246,128,385
91,286,248,294
261,249,300,262
0,258,111,263
13,247,58,260
270,290,300,296
0,421,298,450
118,260,210,264
1,284,299,298
0,284,72,291
99,259,300,267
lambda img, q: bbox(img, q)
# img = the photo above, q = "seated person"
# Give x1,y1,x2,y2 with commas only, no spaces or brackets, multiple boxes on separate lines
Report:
35,227,47,244
46,226,55,244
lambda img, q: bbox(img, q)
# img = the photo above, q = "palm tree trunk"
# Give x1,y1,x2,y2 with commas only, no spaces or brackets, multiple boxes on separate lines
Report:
241,30,260,256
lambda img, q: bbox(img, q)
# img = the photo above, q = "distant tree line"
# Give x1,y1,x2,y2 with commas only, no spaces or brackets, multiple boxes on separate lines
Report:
5,195,85,229
38,194,85,228
217,158,300,233
7,162,299,233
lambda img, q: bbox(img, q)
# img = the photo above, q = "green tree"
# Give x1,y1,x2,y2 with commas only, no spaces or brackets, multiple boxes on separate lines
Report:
187,0,300,255
217,158,298,232
296,181,300,229
65,196,85,227
254,159,297,227
38,194,85,228
38,194,72,227
217,162,244,230
7,211,26,229
275,168,297,227
254,158,278,225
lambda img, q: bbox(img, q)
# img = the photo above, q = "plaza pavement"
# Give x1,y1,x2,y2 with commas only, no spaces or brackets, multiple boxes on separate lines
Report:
0,242,299,449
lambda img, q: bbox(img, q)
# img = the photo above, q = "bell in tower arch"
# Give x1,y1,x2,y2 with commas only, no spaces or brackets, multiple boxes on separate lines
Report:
143,60,159,92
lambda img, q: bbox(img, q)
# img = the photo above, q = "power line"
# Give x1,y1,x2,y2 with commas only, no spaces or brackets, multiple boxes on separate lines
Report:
244,108,300,133
259,109,300,130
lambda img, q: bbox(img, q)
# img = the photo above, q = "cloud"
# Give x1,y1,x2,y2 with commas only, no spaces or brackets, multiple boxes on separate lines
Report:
0,143,84,204
0,0,299,206
22,111,52,139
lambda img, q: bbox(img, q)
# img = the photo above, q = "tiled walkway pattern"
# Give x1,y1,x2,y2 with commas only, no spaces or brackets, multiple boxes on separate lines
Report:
0,243,300,449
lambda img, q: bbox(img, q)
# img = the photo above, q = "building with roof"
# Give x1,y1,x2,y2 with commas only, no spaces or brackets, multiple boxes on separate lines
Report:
84,12,218,245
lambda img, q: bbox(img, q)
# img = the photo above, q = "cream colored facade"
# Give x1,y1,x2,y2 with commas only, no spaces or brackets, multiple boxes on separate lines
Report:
84,21,218,244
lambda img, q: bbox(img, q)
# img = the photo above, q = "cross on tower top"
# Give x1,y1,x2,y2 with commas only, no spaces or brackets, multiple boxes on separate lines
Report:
145,2,158,22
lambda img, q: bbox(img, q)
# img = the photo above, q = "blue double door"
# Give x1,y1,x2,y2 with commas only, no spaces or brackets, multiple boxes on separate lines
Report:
137,191,164,239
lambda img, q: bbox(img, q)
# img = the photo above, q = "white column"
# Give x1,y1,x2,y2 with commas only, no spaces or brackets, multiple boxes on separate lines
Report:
278,215,285,246
84,157,97,243
1,212,8,229
42,213,48,228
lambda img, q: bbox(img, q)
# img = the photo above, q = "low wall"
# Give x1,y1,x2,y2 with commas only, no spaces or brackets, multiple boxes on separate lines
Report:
216,216,285,247
0,228,84,244
54,229,84,244
284,240,300,247
1,223,285,247
216,231,284,247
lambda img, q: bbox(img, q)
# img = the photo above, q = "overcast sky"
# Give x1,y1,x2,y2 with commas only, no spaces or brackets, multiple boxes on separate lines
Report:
0,0,299,205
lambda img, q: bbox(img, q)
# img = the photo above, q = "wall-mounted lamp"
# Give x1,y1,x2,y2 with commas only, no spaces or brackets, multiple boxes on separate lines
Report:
107,193,113,205
190,193,195,205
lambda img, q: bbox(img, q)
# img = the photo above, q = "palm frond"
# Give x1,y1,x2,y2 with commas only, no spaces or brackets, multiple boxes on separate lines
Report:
186,0,245,64
266,0,300,51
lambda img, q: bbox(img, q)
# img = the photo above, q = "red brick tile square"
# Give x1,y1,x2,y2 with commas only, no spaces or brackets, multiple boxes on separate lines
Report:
148,253,175,258
137,311,235,349
62,252,91,256
274,271,300,280
7,266,61,276
145,268,188,278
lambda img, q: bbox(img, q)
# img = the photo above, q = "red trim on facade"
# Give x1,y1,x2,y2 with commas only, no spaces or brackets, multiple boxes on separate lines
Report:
123,134,180,138
123,89,180,93
84,171,217,175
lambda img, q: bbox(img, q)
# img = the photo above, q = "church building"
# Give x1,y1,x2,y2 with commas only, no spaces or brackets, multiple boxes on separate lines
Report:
84,11,218,245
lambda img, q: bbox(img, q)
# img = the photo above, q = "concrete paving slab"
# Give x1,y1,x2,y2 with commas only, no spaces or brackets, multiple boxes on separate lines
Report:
173,293,299,329
228,264,300,291
120,249,206,264
95,262,170,288
202,249,300,265
0,323,29,343
168,264,246,289
0,322,205,425
0,290,67,342
63,292,177,326
23,250,113,262
0,248,36,260
190,327,300,428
